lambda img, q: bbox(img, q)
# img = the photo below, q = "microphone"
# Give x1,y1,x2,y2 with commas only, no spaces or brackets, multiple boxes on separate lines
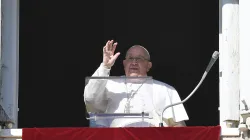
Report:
205,51,220,73
159,51,220,127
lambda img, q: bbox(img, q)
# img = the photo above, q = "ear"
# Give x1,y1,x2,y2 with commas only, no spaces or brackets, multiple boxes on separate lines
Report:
123,60,126,68
147,62,152,72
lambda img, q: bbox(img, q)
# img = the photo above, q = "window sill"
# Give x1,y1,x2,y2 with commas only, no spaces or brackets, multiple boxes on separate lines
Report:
0,127,241,138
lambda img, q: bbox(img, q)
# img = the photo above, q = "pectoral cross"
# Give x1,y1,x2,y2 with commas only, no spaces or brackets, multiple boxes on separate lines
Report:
124,102,133,113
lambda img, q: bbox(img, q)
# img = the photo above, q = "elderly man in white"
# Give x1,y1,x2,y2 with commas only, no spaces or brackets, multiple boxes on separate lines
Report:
84,40,189,127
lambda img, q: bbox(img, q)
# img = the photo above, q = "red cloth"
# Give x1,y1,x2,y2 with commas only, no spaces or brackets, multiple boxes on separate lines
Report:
23,126,221,140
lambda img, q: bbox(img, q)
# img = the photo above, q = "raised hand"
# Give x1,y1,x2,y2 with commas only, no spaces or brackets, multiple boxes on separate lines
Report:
103,40,120,68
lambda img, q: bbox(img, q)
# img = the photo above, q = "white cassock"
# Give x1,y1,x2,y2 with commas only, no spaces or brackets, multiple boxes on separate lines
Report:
84,63,189,127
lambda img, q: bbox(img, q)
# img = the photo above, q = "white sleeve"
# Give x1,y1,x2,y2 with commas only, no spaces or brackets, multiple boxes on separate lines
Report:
84,63,111,113
163,88,189,123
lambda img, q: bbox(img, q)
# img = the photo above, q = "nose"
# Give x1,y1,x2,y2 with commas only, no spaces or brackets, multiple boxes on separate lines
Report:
131,59,139,64
131,62,139,66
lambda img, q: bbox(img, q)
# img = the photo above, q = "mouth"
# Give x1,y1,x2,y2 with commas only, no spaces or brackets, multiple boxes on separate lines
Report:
129,67,139,72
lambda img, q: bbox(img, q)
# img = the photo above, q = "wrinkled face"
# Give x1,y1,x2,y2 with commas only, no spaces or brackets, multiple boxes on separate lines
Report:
123,46,152,77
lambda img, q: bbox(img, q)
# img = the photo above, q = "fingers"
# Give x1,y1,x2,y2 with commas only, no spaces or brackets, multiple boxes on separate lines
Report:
106,40,112,51
112,42,118,53
104,40,117,52
104,41,109,52
110,52,120,62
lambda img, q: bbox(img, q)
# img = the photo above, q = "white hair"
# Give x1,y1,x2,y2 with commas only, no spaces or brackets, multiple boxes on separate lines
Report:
126,45,151,60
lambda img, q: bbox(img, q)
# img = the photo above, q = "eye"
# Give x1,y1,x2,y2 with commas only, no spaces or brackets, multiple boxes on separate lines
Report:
128,57,134,60
136,58,143,61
